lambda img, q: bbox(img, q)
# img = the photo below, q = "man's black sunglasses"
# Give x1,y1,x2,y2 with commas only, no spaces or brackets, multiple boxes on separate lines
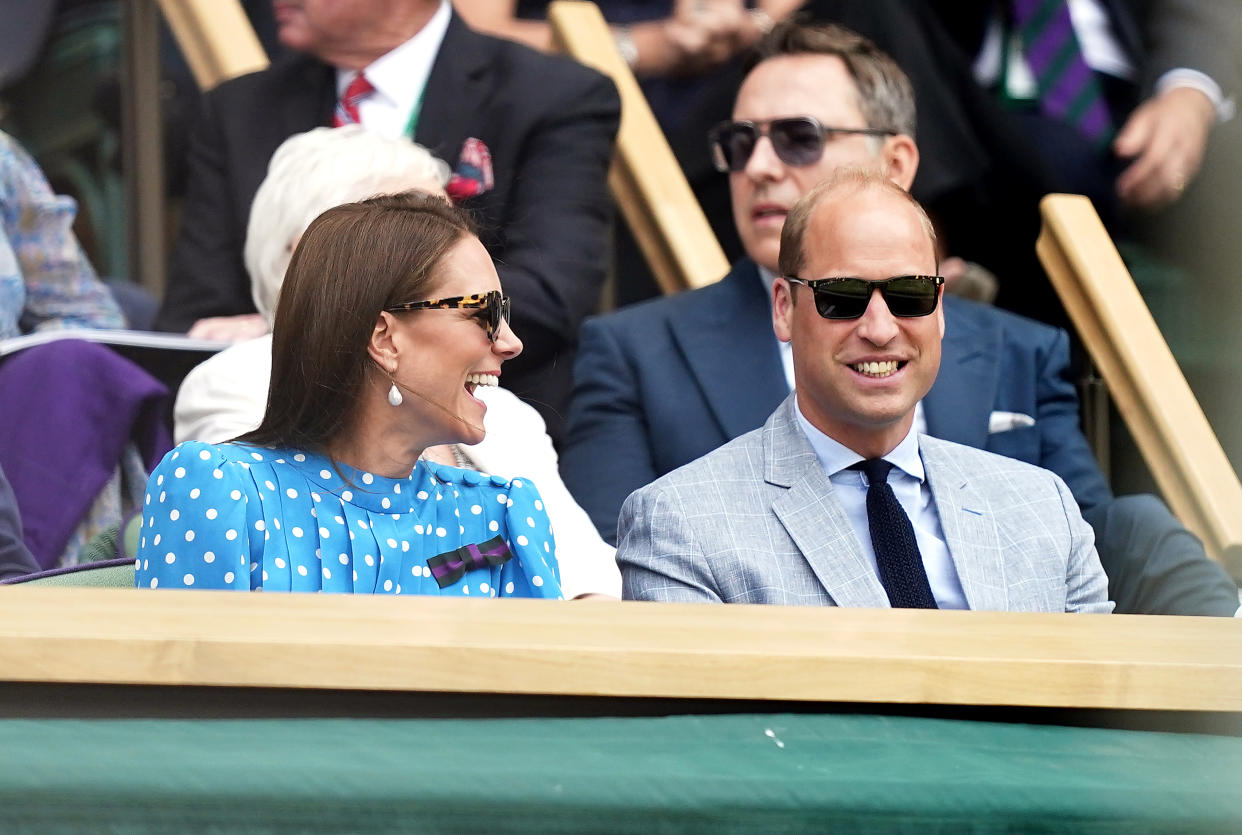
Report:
708,116,894,172
386,289,511,342
784,275,945,320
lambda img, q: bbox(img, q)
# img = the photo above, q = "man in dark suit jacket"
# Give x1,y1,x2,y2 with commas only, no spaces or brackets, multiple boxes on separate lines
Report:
156,0,620,441
562,20,1240,615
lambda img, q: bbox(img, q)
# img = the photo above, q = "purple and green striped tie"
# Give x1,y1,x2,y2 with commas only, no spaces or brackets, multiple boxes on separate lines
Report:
1011,0,1114,147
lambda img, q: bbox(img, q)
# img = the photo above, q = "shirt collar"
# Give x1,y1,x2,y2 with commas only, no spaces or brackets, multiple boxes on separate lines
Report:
793,394,925,482
336,0,451,122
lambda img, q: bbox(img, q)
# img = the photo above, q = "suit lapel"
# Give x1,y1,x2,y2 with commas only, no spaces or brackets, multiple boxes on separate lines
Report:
672,261,789,440
281,54,335,135
414,13,490,165
1101,0,1143,67
921,437,1009,610
923,298,998,449
765,399,890,607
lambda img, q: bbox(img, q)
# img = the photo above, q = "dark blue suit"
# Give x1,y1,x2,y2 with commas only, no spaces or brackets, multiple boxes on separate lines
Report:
563,259,1239,615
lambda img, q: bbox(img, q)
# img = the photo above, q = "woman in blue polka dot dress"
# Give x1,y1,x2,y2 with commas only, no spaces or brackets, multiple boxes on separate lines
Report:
136,192,561,598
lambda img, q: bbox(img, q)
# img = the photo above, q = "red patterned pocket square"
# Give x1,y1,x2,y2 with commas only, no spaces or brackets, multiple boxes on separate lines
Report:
446,137,494,202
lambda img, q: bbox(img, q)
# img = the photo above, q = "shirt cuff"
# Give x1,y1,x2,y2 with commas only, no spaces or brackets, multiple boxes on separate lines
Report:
1154,68,1235,122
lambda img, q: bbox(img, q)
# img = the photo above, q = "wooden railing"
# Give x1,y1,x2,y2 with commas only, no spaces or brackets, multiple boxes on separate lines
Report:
155,0,268,89
1,588,1239,713
548,1,728,294
1038,194,1242,575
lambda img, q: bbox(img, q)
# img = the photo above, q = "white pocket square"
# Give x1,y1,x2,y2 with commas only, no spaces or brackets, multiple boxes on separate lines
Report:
988,411,1035,433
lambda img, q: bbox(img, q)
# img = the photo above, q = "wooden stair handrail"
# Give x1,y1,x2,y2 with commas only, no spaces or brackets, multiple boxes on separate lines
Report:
548,0,729,294
156,0,269,90
1038,194,1242,575
0,588,1239,712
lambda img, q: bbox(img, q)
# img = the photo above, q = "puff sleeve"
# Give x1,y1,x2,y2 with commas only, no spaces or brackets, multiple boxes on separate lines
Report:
135,441,259,590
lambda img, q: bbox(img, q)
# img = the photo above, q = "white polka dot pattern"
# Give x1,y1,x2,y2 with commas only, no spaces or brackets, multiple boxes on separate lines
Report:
134,441,563,599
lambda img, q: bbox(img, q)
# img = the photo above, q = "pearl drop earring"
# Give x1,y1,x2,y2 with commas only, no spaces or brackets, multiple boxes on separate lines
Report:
387,368,403,406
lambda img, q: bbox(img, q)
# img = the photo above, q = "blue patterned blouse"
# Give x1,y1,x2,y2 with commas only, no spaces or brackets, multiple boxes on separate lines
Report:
135,441,562,598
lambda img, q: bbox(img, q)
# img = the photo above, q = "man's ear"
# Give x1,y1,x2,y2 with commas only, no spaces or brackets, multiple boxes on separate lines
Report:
936,288,946,338
772,277,795,343
367,310,400,371
882,134,919,191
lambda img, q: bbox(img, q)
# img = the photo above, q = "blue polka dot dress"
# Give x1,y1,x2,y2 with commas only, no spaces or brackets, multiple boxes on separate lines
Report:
135,441,562,598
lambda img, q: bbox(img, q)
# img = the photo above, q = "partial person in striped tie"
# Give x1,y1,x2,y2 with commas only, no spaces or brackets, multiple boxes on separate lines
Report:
932,0,1235,211
718,0,1237,331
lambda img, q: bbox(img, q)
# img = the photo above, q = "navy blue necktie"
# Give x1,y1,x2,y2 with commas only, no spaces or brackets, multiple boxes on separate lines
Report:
850,459,938,609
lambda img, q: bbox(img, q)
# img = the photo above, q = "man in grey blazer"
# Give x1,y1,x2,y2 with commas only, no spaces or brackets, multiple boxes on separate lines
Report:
617,171,1113,613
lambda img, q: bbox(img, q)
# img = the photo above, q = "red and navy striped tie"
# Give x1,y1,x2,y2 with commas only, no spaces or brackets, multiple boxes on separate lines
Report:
333,73,374,127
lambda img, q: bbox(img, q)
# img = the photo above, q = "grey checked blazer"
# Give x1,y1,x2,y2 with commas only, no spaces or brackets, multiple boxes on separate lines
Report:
617,396,1112,613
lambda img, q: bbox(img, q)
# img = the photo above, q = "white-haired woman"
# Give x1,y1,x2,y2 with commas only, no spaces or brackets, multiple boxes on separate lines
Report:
173,126,619,598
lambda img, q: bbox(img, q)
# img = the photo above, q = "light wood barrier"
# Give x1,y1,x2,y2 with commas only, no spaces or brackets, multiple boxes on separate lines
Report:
156,0,268,90
548,1,729,294
1,587,1239,713
1038,195,1242,576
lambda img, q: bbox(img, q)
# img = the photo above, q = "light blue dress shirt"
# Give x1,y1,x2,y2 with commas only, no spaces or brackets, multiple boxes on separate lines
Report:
793,398,968,609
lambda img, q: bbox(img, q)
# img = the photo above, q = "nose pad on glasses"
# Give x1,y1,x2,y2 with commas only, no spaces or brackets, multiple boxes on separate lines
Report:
854,289,901,342
493,317,522,358
743,135,785,176
714,126,783,173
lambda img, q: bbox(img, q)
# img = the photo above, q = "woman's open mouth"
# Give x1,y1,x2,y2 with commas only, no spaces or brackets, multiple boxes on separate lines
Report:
465,372,499,397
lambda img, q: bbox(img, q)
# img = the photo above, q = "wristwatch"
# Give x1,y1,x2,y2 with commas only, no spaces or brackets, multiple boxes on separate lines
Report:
748,8,774,35
613,25,639,69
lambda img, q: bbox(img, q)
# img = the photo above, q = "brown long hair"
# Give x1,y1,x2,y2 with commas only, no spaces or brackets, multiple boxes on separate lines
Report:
238,190,476,451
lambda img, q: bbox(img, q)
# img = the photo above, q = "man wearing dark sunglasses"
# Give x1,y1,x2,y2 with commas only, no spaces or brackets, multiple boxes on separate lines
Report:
616,171,1111,611
564,20,1240,615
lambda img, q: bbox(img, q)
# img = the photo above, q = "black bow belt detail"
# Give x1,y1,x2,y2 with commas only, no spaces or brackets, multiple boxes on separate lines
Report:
426,535,513,588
